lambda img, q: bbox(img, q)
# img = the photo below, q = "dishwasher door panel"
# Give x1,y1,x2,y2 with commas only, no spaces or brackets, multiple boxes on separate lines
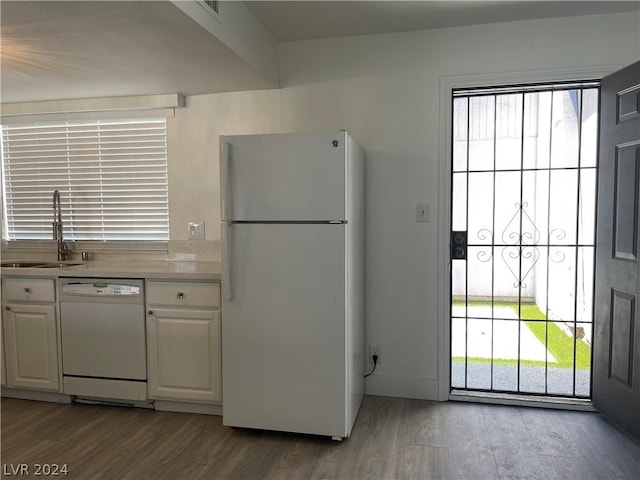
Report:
60,302,146,380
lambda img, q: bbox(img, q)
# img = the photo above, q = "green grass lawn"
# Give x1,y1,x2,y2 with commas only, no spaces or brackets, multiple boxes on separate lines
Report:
452,301,591,369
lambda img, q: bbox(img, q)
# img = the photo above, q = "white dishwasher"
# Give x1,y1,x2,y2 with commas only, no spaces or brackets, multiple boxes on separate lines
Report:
59,278,148,403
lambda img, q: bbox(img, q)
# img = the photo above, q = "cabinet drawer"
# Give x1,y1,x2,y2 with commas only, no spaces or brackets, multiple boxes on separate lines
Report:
4,278,56,302
146,282,220,308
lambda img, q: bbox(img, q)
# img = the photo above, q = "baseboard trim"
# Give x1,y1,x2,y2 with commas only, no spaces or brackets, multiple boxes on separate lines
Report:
364,373,439,400
1,387,72,404
154,399,222,415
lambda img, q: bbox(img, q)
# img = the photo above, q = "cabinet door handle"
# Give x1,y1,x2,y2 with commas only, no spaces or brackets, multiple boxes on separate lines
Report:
147,310,154,316
177,292,185,300
5,306,10,311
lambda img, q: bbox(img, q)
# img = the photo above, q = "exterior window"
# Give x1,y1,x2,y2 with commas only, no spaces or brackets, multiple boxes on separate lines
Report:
1,118,169,242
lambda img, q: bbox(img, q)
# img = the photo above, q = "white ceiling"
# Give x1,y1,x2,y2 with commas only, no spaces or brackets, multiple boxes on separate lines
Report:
244,1,640,42
1,1,638,104
0,1,276,104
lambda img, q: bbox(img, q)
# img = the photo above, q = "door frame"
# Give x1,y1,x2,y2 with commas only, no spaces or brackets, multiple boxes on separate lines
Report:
437,65,623,401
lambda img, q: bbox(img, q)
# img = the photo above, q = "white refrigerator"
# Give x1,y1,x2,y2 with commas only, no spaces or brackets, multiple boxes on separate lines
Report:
220,131,365,440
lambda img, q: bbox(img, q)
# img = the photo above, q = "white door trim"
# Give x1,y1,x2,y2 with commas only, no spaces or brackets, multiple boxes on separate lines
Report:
436,65,622,401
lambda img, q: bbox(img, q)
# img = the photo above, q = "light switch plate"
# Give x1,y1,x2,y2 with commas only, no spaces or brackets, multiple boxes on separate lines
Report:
416,203,430,223
188,221,205,240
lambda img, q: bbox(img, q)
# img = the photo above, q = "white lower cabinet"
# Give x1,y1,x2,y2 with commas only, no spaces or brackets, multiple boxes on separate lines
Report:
146,281,221,403
2,277,60,393
3,303,59,392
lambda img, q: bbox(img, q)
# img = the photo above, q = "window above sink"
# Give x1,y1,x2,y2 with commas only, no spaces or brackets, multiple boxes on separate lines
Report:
1,117,169,243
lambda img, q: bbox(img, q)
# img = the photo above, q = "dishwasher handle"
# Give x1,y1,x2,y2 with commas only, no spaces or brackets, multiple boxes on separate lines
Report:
60,280,144,302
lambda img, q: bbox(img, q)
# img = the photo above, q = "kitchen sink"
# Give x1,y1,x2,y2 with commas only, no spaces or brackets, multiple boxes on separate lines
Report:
41,262,84,268
1,261,83,268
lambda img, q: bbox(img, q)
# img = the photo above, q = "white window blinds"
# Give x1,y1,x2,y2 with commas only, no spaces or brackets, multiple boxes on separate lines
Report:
1,118,169,241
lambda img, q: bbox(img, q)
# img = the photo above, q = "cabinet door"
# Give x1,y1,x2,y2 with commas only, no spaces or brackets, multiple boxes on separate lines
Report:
3,304,59,391
147,308,220,402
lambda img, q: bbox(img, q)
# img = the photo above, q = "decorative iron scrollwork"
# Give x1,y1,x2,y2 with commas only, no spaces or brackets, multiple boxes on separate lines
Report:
502,202,540,246
472,202,567,288
476,248,493,262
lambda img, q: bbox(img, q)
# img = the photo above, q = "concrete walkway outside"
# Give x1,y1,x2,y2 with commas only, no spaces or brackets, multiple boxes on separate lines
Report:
452,305,557,362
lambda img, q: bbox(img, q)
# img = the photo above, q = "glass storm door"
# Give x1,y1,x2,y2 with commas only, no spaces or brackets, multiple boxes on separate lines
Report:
450,82,599,398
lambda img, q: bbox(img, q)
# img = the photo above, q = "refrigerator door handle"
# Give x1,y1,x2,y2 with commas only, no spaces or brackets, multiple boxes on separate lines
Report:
220,142,232,222
222,223,233,301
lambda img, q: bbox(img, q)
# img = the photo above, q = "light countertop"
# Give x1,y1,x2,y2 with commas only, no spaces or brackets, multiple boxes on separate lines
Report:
1,260,221,281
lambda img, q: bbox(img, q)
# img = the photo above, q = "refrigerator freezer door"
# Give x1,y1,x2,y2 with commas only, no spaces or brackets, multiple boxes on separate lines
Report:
222,223,348,437
222,132,347,221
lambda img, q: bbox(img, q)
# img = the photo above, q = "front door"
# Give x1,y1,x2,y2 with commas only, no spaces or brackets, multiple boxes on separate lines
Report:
450,82,599,399
593,61,640,438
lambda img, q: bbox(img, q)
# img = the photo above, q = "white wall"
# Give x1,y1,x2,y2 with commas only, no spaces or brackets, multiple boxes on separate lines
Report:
166,90,283,242
169,12,640,399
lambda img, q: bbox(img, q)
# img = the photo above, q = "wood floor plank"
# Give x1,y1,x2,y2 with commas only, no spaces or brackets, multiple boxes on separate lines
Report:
262,434,326,480
211,429,284,480
491,448,561,480
482,404,533,449
518,407,582,458
306,438,352,479
560,410,640,479
2,396,639,480
349,396,407,479
403,399,448,447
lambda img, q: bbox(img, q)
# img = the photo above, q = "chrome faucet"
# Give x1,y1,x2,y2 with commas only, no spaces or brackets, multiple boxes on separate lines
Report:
52,190,68,261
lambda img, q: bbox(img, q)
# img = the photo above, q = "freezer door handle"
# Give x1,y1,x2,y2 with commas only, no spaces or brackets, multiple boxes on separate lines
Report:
220,142,233,222
222,223,233,301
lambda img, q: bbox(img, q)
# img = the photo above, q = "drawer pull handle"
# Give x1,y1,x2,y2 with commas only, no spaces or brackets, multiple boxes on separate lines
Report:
177,292,185,300
24,288,32,295
5,306,10,311
148,310,154,316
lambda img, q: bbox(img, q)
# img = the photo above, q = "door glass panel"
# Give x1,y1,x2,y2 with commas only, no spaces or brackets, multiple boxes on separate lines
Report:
547,321,576,396
577,247,595,324
467,246,493,318
580,89,599,168
452,173,467,231
465,318,492,390
495,94,523,171
575,321,592,397
453,98,468,172
451,317,467,388
521,170,549,245
492,319,518,391
547,247,577,321
551,90,580,169
468,96,495,171
523,91,552,170
549,169,578,245
494,171,521,245
578,168,597,244
451,260,467,318
520,320,547,394
468,172,494,245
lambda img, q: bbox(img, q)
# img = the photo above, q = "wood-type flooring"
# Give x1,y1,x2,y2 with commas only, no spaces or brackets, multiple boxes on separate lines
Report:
1,395,639,479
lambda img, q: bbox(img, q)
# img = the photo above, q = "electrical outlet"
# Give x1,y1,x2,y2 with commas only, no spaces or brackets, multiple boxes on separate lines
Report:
369,345,382,364
188,221,205,240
